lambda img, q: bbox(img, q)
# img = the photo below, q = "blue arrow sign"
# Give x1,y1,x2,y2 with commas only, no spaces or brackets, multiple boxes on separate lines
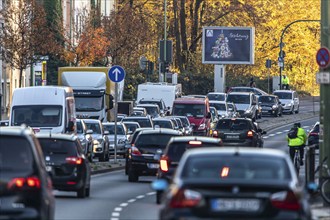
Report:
108,65,126,83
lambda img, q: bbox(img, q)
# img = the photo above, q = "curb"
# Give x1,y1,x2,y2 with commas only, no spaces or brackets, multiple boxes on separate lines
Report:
91,163,125,175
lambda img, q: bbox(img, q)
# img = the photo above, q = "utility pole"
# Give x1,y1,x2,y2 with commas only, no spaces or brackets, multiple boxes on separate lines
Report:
320,0,330,189
163,0,167,82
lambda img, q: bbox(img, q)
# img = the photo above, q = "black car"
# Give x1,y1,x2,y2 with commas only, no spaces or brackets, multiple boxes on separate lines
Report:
126,128,182,182
156,136,223,204
0,126,55,220
308,121,319,149
158,147,312,220
37,133,91,198
212,118,266,148
259,95,283,117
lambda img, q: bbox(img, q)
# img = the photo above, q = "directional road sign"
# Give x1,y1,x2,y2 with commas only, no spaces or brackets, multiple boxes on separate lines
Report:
316,47,330,68
108,65,126,83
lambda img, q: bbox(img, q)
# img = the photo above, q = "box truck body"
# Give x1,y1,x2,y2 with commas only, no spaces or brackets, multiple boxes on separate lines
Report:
58,67,123,122
136,82,182,113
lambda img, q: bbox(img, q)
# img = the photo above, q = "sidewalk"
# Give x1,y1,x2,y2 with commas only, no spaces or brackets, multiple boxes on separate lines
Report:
311,195,330,220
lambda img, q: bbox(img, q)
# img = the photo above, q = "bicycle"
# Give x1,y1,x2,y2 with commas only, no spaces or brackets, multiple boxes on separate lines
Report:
292,146,301,175
315,156,330,204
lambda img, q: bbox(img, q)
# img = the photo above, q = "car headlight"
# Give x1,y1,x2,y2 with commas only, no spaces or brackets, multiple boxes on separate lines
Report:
198,123,206,130
118,139,126,144
245,109,252,114
287,103,292,107
272,105,278,109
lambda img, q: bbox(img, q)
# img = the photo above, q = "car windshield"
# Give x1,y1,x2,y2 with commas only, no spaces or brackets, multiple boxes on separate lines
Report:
259,96,275,103
227,94,250,104
172,104,205,117
216,119,250,130
179,117,190,127
274,92,292,99
39,139,78,156
153,120,173,129
75,96,103,111
135,134,175,148
139,100,162,110
122,118,152,128
124,123,139,133
103,124,125,135
85,122,101,134
210,103,226,110
181,155,291,181
11,105,62,127
207,94,226,101
0,136,34,172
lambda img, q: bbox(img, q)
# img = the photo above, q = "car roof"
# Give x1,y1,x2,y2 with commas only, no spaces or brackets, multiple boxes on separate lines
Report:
82,119,101,123
184,147,287,158
102,122,124,125
218,117,253,122
122,121,140,125
273,90,295,93
138,128,181,135
152,118,172,121
259,94,277,98
123,116,150,119
209,100,227,104
36,133,77,141
0,126,34,136
137,104,159,107
228,92,253,96
168,136,222,144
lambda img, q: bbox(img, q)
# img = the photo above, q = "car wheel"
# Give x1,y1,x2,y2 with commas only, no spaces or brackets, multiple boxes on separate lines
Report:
156,191,162,204
125,160,130,175
295,106,299,114
128,168,139,182
77,186,86,198
85,187,90,197
99,154,105,162
105,152,109,161
290,107,294,114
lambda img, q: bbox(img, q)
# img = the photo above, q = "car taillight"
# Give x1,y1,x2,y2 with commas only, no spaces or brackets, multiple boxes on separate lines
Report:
213,130,219,137
131,146,141,156
247,130,253,138
309,132,318,136
160,156,169,172
170,189,202,208
66,157,83,165
7,177,41,190
271,191,301,210
188,140,202,145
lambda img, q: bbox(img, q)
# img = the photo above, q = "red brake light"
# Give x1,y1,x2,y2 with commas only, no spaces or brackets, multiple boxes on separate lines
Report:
131,146,142,156
7,177,41,189
309,132,318,136
220,166,230,178
66,157,83,165
271,191,301,210
170,189,202,208
213,130,219,137
247,130,253,137
160,156,169,172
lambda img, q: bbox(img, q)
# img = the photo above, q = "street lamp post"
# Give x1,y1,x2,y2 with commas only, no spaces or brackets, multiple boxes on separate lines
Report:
279,19,320,89
163,0,167,82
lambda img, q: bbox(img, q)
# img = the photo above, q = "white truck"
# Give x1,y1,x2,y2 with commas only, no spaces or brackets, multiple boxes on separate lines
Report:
58,67,123,122
9,86,76,134
136,82,182,113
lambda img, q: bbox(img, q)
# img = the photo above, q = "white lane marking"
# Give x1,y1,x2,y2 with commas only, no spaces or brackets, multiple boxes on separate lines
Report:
112,212,120,217
136,195,145,199
120,203,128,207
269,134,275,137
127,199,136,203
114,207,122,212
263,136,269,139
147,192,156,196
276,132,282,135
111,218,119,220
284,130,289,132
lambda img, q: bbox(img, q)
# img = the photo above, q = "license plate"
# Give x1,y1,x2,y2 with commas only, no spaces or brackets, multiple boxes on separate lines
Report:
147,163,159,169
226,135,239,139
211,198,260,212
46,166,52,172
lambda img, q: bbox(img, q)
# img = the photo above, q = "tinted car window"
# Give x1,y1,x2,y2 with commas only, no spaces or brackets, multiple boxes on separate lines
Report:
153,121,173,129
135,134,174,148
210,103,226,110
207,94,226,101
122,118,152,128
274,92,292,99
85,123,101,134
39,139,78,156
259,96,275,103
216,119,251,130
103,124,125,135
172,104,205,116
227,94,250,104
182,155,290,180
0,136,34,172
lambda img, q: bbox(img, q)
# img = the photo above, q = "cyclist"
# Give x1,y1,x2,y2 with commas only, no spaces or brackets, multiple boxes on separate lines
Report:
287,122,307,166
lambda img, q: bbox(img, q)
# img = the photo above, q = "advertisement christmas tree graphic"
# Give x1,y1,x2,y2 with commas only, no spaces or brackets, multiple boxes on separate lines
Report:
211,31,232,59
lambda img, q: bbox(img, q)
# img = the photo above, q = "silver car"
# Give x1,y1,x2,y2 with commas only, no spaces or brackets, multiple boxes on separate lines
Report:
102,122,128,156
273,90,299,114
76,119,94,161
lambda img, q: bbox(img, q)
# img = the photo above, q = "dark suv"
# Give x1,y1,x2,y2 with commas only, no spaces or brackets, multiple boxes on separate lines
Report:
126,128,181,182
37,133,91,198
212,118,266,148
156,136,223,204
0,126,55,219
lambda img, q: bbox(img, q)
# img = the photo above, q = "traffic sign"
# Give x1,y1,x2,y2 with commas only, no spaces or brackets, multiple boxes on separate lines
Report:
316,72,330,84
316,47,330,68
108,65,126,83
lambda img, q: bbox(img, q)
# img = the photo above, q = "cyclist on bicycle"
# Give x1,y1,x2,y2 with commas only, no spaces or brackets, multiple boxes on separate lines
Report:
287,122,307,166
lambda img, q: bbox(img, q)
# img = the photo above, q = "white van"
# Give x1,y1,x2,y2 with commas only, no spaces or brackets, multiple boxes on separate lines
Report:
9,86,76,134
